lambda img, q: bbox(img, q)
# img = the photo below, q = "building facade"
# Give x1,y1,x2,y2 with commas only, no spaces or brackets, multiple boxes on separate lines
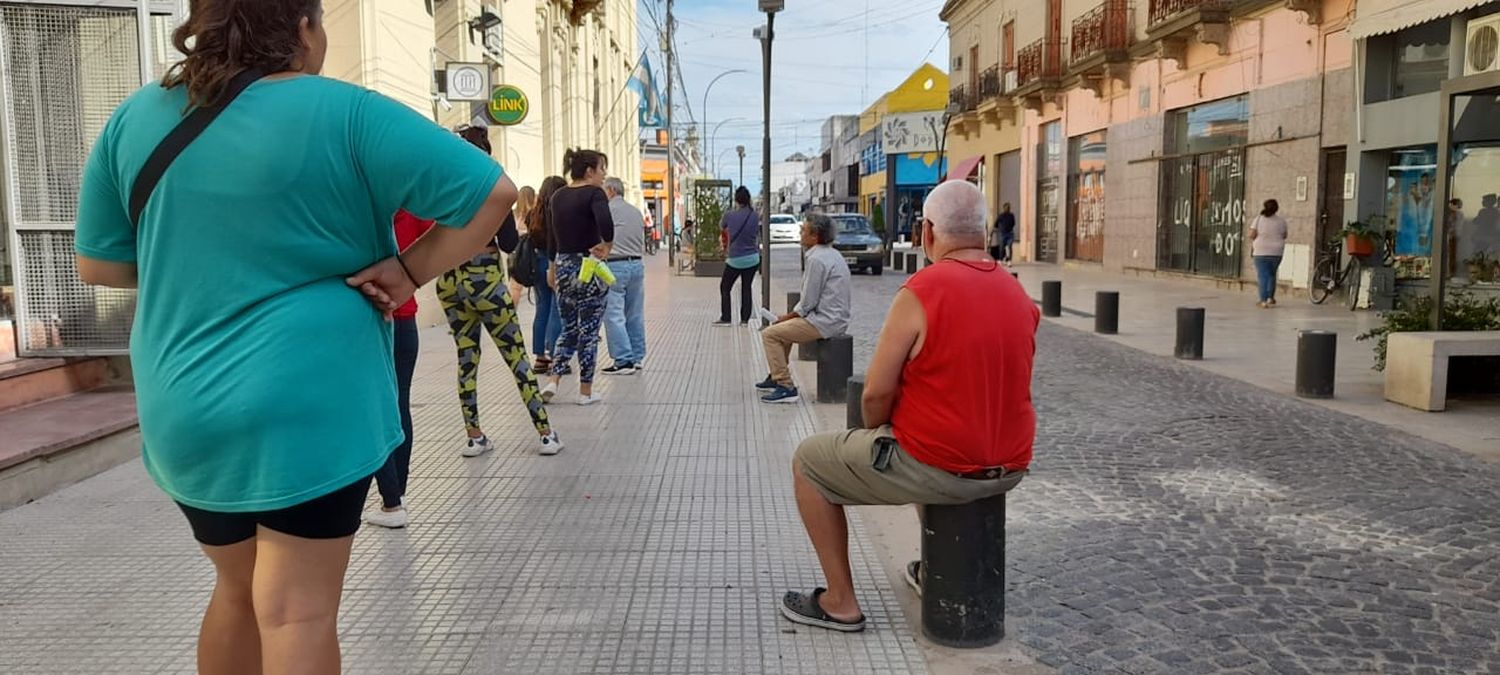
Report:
855,63,953,241
942,0,1356,292
809,115,860,213
771,153,813,215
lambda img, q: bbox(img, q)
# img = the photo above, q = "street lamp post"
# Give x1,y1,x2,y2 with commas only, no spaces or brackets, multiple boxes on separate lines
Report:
702,69,748,169
757,0,783,314
737,145,746,187
710,117,745,176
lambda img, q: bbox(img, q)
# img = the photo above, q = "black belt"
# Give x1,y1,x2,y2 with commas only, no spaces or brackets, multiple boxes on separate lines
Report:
954,467,1011,481
607,256,642,262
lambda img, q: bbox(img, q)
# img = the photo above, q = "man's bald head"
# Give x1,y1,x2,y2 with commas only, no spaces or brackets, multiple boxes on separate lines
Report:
923,181,987,249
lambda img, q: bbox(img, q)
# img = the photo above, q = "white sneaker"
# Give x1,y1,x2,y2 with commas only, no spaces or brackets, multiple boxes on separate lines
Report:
540,430,564,456
460,436,494,458
364,506,409,529
576,392,602,406
540,380,558,403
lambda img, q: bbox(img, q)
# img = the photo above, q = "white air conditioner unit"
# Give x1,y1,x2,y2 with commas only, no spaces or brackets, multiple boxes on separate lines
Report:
1003,70,1018,92
952,55,964,71
1465,13,1500,75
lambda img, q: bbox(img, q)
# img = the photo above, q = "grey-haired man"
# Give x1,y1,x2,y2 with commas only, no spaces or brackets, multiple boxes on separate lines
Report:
758,213,850,403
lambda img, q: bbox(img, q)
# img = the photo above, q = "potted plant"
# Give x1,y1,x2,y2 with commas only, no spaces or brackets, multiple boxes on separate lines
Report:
1339,220,1380,258
691,180,732,277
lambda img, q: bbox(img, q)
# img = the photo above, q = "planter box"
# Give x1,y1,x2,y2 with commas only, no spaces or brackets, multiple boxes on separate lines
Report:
694,260,726,278
1346,234,1375,258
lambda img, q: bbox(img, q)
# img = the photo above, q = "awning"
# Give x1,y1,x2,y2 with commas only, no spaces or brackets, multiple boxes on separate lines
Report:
945,155,982,182
1349,0,1493,39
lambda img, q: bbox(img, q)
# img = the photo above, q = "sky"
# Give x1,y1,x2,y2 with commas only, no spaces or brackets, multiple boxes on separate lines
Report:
637,0,949,194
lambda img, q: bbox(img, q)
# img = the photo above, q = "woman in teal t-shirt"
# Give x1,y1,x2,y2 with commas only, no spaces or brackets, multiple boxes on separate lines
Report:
73,1,516,671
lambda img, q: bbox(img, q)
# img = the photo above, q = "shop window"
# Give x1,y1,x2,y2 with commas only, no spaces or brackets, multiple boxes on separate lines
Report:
1392,22,1451,99
1387,146,1438,280
1066,131,1107,263
1450,143,1500,285
1036,122,1064,263
1159,96,1249,278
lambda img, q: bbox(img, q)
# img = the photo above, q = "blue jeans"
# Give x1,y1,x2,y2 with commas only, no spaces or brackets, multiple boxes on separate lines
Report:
374,317,418,509
603,259,646,364
1254,255,1282,302
532,256,563,356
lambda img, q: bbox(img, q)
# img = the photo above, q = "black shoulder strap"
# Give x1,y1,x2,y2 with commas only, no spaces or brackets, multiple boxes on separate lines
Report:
129,69,264,228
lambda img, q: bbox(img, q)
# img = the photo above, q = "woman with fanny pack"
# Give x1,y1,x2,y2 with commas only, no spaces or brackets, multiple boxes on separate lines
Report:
716,186,762,325
73,0,517,669
437,126,564,461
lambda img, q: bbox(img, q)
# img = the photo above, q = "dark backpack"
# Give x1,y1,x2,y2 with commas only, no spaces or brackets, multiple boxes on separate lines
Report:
509,237,538,287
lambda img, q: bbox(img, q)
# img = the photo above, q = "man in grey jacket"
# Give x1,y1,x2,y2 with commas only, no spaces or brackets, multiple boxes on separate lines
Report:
601,177,647,374
758,213,851,403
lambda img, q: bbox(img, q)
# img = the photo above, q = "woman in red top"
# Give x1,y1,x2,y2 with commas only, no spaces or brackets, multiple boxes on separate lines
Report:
364,210,431,528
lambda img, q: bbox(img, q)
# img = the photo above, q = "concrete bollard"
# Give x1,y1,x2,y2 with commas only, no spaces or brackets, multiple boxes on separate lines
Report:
1296,330,1338,399
846,375,865,428
815,335,854,404
921,493,1007,648
1175,307,1205,360
1094,291,1119,335
1041,281,1062,318
906,252,918,275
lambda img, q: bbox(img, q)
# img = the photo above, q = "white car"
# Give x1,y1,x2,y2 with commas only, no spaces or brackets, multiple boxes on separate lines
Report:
770,214,801,243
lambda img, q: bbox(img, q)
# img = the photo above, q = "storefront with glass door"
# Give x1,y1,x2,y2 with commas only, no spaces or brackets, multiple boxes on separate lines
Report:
1066,130,1106,263
1157,96,1249,278
1035,121,1063,264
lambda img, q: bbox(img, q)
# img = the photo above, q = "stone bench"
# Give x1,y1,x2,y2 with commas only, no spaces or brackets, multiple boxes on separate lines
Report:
1385,331,1500,411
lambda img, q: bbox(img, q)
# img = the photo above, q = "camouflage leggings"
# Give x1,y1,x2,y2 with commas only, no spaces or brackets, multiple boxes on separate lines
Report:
437,253,551,437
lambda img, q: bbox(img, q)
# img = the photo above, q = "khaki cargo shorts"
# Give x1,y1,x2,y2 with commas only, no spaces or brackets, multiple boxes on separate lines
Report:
794,426,1025,506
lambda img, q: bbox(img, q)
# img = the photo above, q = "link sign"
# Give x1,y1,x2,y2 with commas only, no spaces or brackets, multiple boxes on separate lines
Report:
487,85,529,126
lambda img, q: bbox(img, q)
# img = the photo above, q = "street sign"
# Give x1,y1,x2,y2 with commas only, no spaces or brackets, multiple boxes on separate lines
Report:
445,63,489,102
487,85,529,126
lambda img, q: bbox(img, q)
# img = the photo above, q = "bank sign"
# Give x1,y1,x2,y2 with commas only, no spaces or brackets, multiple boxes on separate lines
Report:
488,85,529,125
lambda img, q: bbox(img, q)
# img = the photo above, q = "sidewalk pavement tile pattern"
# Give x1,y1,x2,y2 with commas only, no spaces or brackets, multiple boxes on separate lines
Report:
773,248,1500,675
0,258,929,674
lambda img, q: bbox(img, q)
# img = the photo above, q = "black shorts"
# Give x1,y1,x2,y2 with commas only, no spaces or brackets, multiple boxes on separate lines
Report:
176,475,374,547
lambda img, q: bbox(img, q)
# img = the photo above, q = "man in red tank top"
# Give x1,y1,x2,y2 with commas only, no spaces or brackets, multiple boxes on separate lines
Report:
779,181,1039,633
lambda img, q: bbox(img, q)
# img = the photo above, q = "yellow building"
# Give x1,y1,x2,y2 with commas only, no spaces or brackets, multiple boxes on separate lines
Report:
940,0,1024,228
856,63,951,240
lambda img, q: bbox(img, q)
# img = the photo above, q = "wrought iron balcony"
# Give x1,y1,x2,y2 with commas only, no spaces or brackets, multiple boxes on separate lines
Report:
1072,0,1133,66
949,85,976,113
979,66,1002,98
1147,0,1230,28
1145,0,1232,62
1016,38,1063,89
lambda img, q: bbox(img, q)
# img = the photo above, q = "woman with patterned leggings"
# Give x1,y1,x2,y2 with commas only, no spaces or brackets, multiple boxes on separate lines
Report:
440,126,563,458
542,148,615,405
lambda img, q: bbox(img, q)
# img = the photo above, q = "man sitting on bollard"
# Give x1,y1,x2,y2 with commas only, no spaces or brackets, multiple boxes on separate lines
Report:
778,181,1038,633
757,213,851,404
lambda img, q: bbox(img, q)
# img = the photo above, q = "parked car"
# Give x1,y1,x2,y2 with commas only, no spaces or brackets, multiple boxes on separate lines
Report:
770,213,801,243
830,213,884,275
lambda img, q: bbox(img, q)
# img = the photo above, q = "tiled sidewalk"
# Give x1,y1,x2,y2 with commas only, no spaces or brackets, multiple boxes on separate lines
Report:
0,256,927,674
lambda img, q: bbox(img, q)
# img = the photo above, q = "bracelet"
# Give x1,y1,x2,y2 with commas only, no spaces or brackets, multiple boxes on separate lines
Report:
394,253,418,286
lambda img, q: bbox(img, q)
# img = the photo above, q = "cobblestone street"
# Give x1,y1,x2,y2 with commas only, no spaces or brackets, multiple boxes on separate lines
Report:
1,251,1498,673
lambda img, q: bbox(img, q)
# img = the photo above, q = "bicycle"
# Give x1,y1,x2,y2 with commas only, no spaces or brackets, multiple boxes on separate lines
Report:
1308,237,1370,309
644,226,660,255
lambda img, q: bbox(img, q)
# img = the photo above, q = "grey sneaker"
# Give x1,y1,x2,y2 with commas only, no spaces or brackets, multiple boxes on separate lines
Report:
460,436,494,458
539,430,564,456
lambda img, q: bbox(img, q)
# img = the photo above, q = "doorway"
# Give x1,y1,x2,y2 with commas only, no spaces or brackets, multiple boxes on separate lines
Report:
1318,147,1347,247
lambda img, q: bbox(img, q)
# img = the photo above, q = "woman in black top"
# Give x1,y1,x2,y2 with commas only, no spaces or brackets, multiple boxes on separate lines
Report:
542,148,614,405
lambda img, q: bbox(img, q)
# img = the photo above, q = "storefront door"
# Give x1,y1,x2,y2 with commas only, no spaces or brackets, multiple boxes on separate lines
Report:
1157,96,1249,278
1066,131,1106,263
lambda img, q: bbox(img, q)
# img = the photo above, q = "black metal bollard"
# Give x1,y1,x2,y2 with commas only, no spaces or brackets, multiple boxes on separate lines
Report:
1011,271,1019,280
1041,281,1062,318
1095,291,1119,334
846,375,865,428
1296,330,1338,399
894,252,905,271
921,493,1007,648
1175,307,1205,360
815,336,854,404
905,252,918,275
786,292,800,314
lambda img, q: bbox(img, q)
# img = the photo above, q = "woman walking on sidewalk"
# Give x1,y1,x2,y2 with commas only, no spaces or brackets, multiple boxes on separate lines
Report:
1249,199,1288,308
543,149,615,406
363,210,431,530
438,126,563,461
74,0,519,670
716,186,761,325
527,175,567,372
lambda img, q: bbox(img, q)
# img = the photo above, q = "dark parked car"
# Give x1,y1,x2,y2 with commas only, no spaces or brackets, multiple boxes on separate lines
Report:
830,213,884,275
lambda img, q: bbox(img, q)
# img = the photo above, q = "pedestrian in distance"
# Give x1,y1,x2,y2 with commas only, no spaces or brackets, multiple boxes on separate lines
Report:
1249,198,1288,308
601,176,648,375
524,176,568,373
757,213,851,404
542,148,615,406
778,181,1036,633
716,186,762,326
506,184,537,303
994,202,1016,265
74,0,519,670
363,210,432,530
433,127,562,464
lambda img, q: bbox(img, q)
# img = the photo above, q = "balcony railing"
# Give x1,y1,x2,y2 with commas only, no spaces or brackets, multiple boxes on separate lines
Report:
1017,38,1064,89
979,66,1002,98
950,84,977,112
1072,0,1132,64
1148,0,1230,28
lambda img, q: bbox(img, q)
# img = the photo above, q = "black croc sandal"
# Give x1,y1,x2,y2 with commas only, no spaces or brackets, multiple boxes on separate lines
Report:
779,588,866,633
